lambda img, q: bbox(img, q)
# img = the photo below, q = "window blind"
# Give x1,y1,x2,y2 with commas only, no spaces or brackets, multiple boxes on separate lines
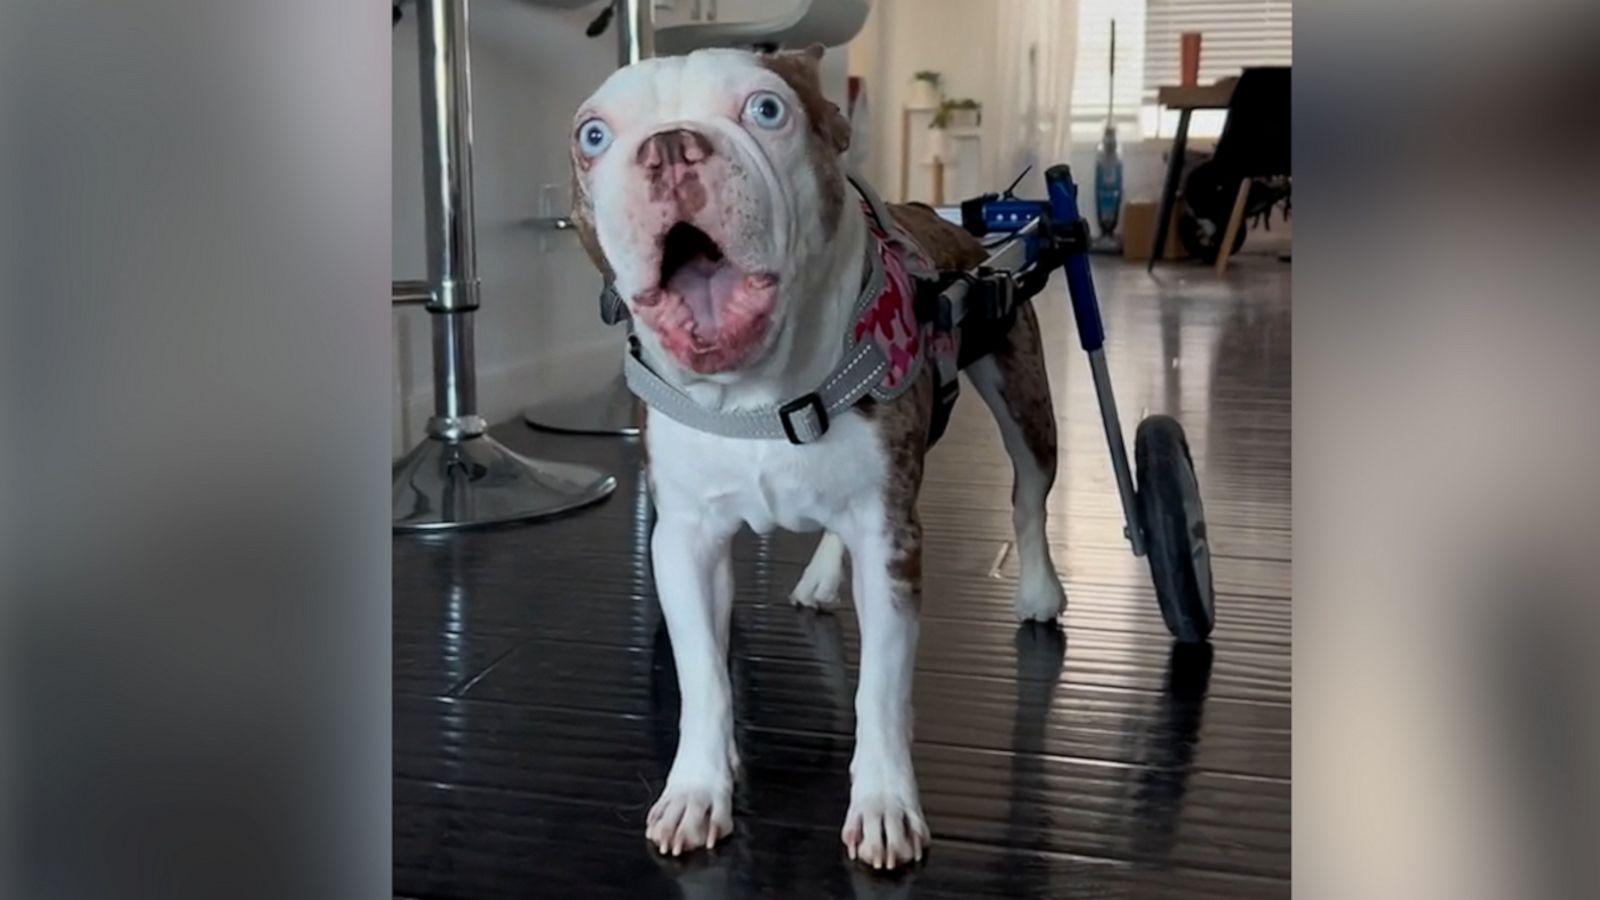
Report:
1070,0,1148,137
1142,0,1292,102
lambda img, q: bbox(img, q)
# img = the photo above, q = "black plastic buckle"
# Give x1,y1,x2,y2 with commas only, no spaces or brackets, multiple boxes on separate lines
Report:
914,276,959,335
778,392,828,444
971,267,1015,321
1045,217,1092,256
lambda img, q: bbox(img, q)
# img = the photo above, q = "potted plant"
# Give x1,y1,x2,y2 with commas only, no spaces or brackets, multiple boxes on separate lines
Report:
910,70,943,109
931,98,982,130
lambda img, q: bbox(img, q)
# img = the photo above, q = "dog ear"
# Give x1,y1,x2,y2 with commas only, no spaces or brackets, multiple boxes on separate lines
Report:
820,100,851,155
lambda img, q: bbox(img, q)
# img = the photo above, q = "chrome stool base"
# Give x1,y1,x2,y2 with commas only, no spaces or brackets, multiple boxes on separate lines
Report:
392,434,616,532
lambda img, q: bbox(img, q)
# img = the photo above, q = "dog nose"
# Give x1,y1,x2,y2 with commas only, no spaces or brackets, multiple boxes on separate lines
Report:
636,128,714,169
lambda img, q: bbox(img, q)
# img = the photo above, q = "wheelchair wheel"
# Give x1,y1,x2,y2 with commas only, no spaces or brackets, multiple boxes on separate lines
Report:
1135,415,1216,643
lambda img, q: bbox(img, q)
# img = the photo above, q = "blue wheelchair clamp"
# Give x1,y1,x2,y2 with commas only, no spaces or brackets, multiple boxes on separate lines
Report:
946,165,1216,642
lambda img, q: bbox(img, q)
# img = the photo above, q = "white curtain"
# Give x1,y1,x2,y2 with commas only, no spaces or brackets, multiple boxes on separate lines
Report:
989,0,1079,194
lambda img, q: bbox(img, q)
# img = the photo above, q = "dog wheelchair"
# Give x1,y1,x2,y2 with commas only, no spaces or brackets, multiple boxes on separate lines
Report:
930,165,1216,643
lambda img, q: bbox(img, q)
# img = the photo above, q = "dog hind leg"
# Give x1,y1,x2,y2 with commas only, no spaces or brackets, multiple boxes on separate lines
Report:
964,303,1067,622
791,531,848,609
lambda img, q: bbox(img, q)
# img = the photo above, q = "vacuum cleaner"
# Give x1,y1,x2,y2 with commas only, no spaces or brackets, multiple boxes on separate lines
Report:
1092,19,1124,254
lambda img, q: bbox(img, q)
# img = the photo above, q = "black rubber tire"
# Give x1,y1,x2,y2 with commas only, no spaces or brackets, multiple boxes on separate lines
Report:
1135,415,1216,643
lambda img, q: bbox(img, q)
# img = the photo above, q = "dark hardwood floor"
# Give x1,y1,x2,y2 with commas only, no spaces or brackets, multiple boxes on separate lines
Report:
395,255,1292,899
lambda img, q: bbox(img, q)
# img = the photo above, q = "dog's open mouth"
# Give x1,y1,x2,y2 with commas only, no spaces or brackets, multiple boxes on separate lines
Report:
659,221,725,286
637,222,778,374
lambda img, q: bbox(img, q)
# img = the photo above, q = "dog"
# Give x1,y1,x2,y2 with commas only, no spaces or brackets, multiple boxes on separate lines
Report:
569,45,1066,870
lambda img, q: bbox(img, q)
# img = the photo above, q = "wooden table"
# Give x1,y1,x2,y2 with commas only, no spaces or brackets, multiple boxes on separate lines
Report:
1148,78,1237,270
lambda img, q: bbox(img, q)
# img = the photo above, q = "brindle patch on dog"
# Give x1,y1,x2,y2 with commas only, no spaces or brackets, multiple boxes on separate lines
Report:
886,202,986,271
757,46,851,236
984,301,1058,476
638,129,713,215
856,365,933,610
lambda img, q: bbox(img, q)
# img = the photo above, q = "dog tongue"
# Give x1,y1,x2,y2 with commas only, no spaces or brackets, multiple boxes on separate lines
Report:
666,254,745,332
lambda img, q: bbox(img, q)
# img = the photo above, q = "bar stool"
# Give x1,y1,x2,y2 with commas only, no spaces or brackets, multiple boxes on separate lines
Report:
393,0,616,531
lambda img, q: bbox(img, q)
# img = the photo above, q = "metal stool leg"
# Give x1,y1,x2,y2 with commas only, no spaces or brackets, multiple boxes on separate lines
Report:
394,0,615,531
521,0,654,439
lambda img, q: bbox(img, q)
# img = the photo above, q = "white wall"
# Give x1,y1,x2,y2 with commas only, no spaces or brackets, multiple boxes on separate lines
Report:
393,0,850,456
848,0,1197,214
849,0,997,197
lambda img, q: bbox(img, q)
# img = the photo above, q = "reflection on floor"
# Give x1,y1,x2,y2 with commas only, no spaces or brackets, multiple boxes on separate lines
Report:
395,255,1292,899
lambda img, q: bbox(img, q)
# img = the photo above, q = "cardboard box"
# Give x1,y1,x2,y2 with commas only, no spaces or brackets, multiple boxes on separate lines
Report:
1120,200,1185,261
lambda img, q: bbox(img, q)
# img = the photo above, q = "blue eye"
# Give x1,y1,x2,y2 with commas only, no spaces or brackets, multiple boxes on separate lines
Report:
744,91,787,130
576,118,612,157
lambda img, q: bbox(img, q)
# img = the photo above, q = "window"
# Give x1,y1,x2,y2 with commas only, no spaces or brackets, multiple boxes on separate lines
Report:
1070,0,1147,141
1072,0,1292,141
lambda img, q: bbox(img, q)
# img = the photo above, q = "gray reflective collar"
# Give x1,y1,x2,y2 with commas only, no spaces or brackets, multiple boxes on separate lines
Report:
605,174,920,445
622,332,888,443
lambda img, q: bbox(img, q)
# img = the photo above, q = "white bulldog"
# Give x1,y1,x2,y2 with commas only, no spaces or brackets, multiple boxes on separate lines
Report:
569,46,1066,870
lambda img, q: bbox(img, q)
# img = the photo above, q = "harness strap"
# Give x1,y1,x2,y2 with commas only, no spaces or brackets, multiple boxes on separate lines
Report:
849,172,937,282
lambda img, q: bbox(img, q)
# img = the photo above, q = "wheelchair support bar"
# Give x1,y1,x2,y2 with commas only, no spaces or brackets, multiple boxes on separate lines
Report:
1045,166,1146,556
1044,166,1107,354
943,219,1039,327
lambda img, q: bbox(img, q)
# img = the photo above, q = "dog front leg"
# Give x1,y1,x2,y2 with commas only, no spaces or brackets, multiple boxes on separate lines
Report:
647,514,737,855
840,506,929,869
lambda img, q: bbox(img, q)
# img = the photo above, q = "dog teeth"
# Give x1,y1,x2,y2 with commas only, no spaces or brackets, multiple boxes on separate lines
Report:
664,304,694,330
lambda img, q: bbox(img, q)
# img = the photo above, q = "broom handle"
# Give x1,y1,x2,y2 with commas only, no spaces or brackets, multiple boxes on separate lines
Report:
1108,19,1117,121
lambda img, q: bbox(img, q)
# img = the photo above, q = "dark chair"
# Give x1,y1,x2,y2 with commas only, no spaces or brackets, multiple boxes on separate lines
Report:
1179,66,1291,272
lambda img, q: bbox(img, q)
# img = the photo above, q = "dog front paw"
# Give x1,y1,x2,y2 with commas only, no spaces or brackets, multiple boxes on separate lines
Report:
1013,565,1066,623
647,779,733,857
841,785,929,870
